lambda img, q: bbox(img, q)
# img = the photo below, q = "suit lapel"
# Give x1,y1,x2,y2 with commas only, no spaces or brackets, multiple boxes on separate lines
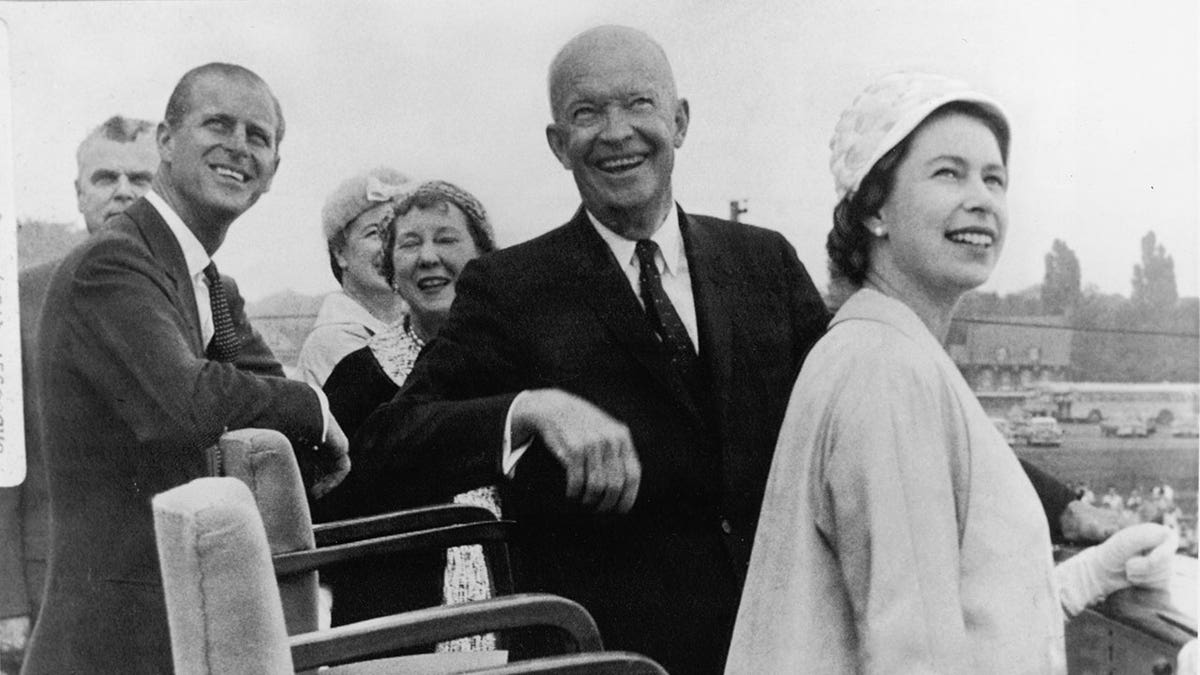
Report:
126,198,205,354
563,207,706,422
681,210,735,404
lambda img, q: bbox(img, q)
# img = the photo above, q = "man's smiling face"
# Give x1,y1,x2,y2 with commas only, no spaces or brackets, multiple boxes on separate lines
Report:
546,28,688,236
157,71,281,227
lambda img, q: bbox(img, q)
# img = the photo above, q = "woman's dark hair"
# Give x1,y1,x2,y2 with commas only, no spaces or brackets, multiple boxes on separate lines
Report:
380,183,497,288
326,230,348,284
826,100,1009,292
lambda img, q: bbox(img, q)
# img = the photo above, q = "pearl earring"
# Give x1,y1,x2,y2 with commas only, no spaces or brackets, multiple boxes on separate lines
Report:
872,226,886,238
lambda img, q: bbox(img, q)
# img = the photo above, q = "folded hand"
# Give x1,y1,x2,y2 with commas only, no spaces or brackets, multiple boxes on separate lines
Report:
514,389,641,514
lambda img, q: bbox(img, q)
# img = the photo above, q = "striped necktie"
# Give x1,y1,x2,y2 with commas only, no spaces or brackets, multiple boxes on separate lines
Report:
203,262,240,362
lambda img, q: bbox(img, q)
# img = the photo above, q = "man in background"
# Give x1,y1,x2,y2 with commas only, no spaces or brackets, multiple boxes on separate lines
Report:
0,115,158,674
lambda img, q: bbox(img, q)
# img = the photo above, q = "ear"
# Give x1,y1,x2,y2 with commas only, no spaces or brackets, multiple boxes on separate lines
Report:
260,153,281,195
864,211,883,235
332,242,349,270
672,98,690,149
545,123,572,170
156,121,174,164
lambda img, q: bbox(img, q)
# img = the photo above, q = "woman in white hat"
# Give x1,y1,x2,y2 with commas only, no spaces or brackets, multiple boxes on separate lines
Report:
295,167,412,386
725,72,1177,673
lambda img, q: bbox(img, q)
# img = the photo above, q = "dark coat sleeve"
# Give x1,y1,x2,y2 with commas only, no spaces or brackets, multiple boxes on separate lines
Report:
1019,459,1076,542
352,258,519,509
311,348,401,522
58,236,323,458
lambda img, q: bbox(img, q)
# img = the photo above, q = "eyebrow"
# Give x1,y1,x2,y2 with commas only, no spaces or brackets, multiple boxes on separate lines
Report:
926,155,1007,172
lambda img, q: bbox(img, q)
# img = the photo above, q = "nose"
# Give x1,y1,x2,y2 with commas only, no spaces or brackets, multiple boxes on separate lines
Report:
416,240,440,267
224,124,251,157
112,175,136,201
963,175,1001,215
598,106,635,143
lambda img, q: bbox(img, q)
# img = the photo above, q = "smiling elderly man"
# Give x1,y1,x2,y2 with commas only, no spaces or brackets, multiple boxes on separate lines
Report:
22,63,349,675
353,26,830,673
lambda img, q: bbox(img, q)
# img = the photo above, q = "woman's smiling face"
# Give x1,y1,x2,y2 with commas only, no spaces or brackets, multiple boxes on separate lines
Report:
390,202,481,323
868,111,1008,301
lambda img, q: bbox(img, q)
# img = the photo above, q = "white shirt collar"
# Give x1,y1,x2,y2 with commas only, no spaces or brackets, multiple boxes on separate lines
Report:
586,205,687,276
144,189,212,278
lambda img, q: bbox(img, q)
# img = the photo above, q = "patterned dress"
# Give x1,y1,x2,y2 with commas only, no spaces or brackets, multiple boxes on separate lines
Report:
369,317,502,652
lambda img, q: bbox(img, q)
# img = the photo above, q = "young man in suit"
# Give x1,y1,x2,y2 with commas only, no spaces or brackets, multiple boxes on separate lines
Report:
353,26,830,673
0,116,159,674
21,63,349,675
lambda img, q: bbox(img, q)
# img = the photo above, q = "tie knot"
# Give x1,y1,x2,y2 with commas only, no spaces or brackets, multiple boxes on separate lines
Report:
635,239,659,268
203,261,220,283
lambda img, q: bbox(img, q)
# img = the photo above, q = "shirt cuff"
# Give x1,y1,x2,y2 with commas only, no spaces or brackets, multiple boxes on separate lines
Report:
502,390,533,476
308,383,331,444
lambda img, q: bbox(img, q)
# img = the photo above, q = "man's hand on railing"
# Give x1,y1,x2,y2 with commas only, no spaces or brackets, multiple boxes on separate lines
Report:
311,414,350,500
1055,523,1179,617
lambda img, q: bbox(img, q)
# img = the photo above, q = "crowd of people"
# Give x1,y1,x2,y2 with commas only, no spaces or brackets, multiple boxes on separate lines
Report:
1076,481,1197,556
0,23,1193,675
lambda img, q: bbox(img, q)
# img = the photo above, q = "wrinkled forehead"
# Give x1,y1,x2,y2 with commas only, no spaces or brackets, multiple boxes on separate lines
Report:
186,73,280,130
549,32,677,112
77,135,160,175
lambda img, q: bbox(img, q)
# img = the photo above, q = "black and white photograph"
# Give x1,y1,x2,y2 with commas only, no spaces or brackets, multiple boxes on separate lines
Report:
0,1,1195,673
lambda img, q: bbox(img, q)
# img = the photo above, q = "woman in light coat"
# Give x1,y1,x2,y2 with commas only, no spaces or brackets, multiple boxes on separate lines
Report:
726,72,1178,674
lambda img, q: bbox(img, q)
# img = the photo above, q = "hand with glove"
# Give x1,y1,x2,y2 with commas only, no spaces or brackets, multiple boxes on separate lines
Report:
1054,522,1179,617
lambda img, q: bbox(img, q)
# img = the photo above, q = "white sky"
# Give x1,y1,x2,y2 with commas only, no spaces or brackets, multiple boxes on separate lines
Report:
1,0,1196,302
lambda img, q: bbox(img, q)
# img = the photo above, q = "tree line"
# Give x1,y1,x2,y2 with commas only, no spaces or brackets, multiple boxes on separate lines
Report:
960,231,1198,383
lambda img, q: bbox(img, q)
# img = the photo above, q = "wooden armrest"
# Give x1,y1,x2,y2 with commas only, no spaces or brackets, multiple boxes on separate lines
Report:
289,593,602,671
313,503,499,547
473,651,669,675
275,521,514,576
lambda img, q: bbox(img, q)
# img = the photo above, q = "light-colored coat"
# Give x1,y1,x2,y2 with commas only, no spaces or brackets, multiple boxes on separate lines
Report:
727,288,1064,674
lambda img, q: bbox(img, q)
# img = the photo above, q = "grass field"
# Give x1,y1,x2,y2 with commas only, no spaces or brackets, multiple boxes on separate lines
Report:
1015,423,1198,534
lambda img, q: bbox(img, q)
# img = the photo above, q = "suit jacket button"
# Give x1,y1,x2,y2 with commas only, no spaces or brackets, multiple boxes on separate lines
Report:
720,518,733,535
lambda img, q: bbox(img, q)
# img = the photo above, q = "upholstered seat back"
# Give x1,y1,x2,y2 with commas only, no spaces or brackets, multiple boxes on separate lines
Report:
213,428,320,634
153,477,294,675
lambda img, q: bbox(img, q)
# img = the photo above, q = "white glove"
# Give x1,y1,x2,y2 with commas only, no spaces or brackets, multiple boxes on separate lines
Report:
1054,522,1178,617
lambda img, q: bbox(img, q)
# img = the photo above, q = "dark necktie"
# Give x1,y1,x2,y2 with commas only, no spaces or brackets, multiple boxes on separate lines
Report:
204,262,240,362
634,240,699,378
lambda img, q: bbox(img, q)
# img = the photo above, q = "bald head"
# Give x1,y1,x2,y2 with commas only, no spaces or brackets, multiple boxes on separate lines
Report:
543,25,689,238
548,25,678,122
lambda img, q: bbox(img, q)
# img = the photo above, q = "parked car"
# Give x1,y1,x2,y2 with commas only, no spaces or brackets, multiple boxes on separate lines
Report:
1102,417,1149,438
1026,416,1064,446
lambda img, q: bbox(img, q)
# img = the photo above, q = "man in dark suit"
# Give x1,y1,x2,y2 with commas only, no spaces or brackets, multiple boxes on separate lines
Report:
354,26,829,673
22,63,349,675
0,115,158,674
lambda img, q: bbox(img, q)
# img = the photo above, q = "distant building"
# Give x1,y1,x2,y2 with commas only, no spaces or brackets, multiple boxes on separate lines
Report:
248,314,317,373
947,316,1073,416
